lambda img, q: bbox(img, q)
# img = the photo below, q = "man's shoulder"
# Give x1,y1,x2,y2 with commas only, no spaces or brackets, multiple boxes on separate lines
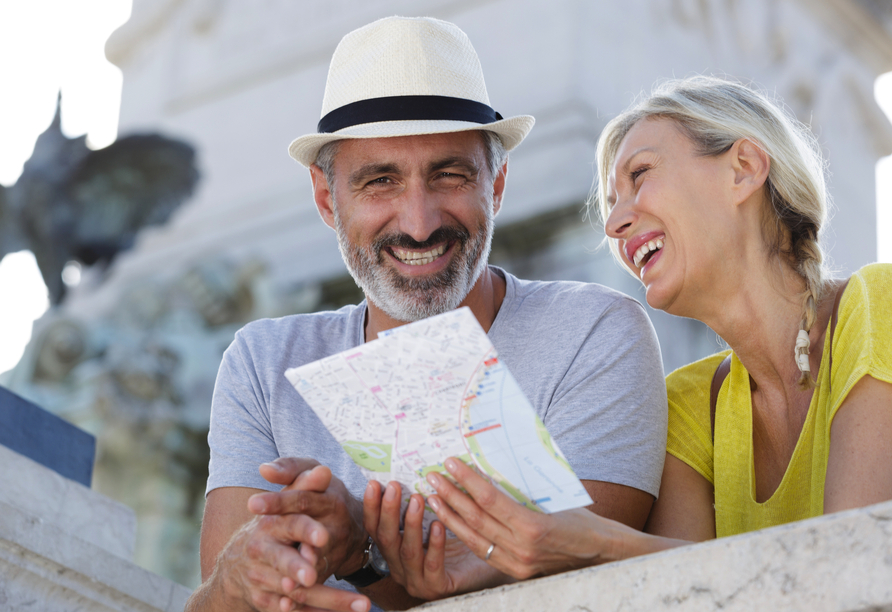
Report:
504,270,646,314
232,303,365,360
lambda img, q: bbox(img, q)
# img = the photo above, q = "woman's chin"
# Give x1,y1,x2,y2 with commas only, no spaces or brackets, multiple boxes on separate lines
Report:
643,284,677,314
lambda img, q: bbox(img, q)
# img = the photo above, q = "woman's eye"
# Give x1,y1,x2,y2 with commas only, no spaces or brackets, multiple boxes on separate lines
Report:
630,167,649,182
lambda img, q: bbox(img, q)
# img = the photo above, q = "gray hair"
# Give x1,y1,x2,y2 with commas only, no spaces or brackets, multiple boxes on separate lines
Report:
592,76,830,388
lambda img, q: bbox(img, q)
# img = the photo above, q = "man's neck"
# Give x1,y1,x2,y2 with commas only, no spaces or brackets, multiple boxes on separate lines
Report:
364,267,507,342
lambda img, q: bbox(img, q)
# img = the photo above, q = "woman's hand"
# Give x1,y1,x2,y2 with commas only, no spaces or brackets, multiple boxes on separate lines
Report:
424,458,629,580
363,480,512,600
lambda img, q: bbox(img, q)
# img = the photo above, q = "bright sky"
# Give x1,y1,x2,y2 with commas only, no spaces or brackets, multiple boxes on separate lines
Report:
0,0,131,374
0,2,890,375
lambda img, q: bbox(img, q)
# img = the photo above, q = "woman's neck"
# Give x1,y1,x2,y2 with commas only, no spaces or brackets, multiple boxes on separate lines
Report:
699,259,812,395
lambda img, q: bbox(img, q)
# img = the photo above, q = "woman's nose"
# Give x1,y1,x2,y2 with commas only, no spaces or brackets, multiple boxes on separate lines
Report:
605,198,636,239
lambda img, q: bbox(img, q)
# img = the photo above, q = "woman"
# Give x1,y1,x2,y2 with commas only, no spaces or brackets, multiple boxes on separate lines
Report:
363,75,892,591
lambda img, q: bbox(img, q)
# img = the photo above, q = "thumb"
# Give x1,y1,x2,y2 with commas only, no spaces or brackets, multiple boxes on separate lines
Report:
259,457,321,486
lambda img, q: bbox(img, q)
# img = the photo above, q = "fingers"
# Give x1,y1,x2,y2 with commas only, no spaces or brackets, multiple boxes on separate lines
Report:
260,457,321,486
377,482,403,549
362,480,383,541
372,481,405,580
281,583,371,612
285,464,333,493
250,488,338,517
259,457,325,487
442,458,511,516
426,491,491,560
248,527,320,588
421,520,447,581
397,494,425,586
399,494,426,578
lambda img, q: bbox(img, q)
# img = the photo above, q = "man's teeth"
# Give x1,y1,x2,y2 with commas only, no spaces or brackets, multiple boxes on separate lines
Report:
632,238,664,268
392,244,447,266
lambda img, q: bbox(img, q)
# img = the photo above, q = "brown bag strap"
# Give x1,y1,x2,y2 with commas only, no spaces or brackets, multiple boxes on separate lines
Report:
827,279,850,387
710,354,732,443
709,279,850,443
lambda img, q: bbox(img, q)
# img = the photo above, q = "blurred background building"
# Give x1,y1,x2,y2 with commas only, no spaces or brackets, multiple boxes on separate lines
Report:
2,0,891,590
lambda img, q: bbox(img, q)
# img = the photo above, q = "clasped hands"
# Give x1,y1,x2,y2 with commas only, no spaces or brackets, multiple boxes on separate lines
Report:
229,456,612,611
217,458,371,612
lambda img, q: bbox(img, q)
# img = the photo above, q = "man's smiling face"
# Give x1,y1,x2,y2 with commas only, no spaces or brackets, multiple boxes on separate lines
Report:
316,131,503,322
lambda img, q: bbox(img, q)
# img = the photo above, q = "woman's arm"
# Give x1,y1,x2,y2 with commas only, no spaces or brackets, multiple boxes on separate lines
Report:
644,454,716,541
425,458,691,580
824,375,892,514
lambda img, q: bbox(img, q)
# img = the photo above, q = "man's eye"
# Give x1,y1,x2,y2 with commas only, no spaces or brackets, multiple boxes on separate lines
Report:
367,177,392,186
436,172,466,183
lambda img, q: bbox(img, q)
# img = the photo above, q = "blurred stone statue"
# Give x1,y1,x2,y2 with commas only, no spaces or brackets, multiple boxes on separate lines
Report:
0,96,199,304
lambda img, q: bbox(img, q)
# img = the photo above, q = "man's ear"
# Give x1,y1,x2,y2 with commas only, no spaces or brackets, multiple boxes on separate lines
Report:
490,160,508,217
730,138,770,205
309,164,336,230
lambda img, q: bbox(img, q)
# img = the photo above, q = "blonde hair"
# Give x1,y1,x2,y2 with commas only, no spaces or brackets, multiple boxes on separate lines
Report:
593,76,830,388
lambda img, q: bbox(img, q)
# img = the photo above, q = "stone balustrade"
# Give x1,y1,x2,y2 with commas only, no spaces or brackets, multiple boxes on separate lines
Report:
0,444,191,611
417,499,892,612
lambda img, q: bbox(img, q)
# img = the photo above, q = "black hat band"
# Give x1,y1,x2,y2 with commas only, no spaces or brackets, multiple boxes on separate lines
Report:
317,95,503,133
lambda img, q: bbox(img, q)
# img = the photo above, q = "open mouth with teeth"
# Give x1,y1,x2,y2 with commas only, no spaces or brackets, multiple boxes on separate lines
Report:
389,243,449,266
632,237,664,269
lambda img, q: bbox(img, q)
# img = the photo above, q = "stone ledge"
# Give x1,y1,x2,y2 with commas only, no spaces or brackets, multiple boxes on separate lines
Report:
417,499,892,612
0,443,136,560
0,500,191,612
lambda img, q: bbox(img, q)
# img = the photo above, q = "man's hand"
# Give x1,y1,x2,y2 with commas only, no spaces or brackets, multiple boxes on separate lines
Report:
250,458,370,580
187,460,372,612
363,480,513,600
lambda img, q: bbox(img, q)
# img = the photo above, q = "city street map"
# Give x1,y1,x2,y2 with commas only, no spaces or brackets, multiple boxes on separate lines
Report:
284,307,592,531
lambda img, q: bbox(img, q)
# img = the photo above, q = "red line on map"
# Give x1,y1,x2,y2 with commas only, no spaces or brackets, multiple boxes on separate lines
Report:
463,423,502,438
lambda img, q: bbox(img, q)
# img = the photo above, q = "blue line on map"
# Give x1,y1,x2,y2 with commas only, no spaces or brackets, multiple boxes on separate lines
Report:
496,364,531,497
533,497,551,504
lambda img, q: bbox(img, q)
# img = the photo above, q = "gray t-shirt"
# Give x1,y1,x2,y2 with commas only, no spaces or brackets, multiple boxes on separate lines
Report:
208,269,666,498
206,269,666,605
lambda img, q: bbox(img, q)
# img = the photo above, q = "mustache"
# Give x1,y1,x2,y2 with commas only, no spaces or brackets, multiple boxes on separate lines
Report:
373,226,470,253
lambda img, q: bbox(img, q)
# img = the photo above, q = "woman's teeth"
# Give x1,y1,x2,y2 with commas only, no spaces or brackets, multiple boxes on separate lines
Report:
392,244,447,266
632,238,664,268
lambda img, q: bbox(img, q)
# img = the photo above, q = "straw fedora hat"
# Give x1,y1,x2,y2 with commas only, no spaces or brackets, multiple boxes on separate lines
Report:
288,16,535,167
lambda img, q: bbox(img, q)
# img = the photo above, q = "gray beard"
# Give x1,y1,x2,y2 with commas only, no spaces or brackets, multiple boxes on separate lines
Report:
332,202,494,323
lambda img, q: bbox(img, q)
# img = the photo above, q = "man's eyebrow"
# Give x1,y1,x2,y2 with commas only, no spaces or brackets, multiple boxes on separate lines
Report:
427,156,480,175
349,163,401,185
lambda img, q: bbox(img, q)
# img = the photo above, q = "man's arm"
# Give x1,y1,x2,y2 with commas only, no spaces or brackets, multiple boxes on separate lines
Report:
581,479,653,530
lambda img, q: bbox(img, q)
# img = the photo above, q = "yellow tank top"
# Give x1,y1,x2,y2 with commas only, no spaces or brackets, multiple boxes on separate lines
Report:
665,263,892,537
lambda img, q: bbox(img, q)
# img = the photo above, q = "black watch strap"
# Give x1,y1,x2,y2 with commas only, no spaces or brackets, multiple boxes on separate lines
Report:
336,536,388,588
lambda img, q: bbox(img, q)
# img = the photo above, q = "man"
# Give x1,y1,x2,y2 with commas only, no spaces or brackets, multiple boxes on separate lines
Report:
187,16,666,612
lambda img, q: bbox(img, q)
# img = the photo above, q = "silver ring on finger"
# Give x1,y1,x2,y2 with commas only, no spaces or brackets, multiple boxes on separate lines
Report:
485,543,496,561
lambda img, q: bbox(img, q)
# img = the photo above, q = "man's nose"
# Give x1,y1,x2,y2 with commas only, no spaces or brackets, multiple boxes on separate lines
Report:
397,183,443,242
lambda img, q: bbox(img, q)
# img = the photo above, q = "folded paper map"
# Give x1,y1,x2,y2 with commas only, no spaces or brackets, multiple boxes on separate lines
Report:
284,307,592,533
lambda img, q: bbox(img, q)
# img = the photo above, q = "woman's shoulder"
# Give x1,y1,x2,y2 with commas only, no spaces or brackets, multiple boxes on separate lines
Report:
847,263,892,303
666,349,732,402
665,350,731,485
827,263,892,406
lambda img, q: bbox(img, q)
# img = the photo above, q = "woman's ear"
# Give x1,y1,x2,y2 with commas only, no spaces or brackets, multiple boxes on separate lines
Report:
730,138,771,204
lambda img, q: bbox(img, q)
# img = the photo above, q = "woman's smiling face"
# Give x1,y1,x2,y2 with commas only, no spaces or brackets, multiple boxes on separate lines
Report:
604,118,743,315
